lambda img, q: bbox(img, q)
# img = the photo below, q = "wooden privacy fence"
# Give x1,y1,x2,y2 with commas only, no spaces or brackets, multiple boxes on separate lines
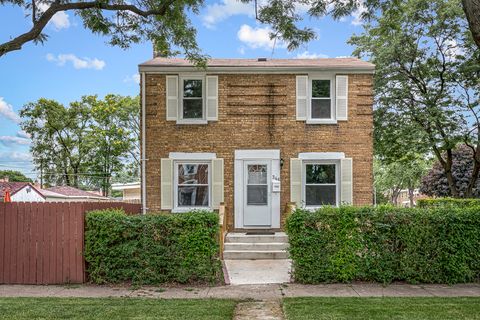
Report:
0,202,141,284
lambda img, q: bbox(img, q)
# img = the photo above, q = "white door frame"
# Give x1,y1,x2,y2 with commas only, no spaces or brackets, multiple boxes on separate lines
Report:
234,149,281,229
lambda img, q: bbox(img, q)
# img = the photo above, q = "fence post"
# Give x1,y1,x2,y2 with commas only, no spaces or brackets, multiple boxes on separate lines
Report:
218,203,227,260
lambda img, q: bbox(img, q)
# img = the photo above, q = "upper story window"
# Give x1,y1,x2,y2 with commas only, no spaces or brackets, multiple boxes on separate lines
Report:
181,78,204,120
311,79,332,120
165,75,218,124
296,75,349,124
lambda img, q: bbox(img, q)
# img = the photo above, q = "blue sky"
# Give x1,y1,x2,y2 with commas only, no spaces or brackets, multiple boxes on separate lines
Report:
0,0,364,180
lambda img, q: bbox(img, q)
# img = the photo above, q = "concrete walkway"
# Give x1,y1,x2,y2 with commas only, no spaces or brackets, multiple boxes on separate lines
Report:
233,300,284,320
0,283,479,299
224,260,291,285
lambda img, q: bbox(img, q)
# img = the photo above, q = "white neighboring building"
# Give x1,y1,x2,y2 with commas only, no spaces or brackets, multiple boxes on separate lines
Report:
112,182,141,201
0,181,46,202
0,178,110,202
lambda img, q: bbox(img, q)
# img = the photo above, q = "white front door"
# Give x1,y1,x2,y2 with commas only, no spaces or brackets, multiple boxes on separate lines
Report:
234,150,281,229
243,160,271,226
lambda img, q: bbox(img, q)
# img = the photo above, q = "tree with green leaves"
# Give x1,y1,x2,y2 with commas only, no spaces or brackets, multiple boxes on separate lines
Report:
2,0,479,60
0,170,32,182
20,95,139,195
350,0,480,198
20,98,91,188
86,94,138,196
253,0,480,51
0,0,204,62
374,157,430,206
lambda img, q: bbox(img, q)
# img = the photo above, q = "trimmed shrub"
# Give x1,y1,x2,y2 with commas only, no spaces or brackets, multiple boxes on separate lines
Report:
286,206,480,284
85,209,222,285
417,198,480,208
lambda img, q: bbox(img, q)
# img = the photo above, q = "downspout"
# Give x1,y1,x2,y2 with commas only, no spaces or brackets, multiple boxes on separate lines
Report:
141,71,147,215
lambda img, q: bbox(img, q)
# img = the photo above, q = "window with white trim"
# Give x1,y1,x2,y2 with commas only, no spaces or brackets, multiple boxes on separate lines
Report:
181,77,204,120
303,161,339,206
310,77,334,121
174,162,210,209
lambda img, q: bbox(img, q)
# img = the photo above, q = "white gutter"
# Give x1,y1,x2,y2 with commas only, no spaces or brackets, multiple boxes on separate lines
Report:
141,72,147,215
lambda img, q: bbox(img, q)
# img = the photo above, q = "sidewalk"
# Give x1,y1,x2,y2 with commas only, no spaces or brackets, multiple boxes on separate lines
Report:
1,283,479,299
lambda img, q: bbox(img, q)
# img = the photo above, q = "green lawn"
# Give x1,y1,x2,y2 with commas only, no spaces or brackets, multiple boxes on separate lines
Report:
283,297,480,320
0,298,236,320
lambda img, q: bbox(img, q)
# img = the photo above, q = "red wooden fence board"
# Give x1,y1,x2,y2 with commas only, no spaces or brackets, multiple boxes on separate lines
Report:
0,201,141,284
0,204,5,282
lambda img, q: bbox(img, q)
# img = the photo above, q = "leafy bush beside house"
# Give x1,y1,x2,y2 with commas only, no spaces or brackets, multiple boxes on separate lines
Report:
85,209,222,285
417,198,480,208
286,206,480,284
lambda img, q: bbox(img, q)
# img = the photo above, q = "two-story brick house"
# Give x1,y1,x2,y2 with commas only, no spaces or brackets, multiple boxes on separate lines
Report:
139,58,374,233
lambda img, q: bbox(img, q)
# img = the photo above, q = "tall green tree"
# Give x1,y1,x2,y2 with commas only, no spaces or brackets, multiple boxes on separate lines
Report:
20,95,139,194
349,0,480,198
86,95,138,196
0,170,32,182
20,98,91,188
374,157,430,206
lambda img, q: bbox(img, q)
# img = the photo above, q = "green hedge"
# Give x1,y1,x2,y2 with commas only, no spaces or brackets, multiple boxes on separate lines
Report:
417,198,480,208
85,209,222,285
286,206,480,284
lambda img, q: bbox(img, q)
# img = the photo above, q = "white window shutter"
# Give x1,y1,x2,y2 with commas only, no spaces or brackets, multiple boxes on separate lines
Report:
206,76,219,121
161,158,173,209
340,158,353,205
166,75,178,121
290,158,303,206
211,158,224,209
336,75,348,121
296,76,308,120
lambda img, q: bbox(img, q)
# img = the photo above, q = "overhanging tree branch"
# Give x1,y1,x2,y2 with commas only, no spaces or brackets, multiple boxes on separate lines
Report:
0,0,174,57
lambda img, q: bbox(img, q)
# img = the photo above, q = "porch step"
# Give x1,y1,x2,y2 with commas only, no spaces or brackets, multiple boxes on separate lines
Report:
223,232,289,260
224,242,289,251
225,232,288,244
223,250,288,260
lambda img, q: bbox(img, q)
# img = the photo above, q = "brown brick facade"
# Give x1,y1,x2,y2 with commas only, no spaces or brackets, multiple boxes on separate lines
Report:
143,73,373,230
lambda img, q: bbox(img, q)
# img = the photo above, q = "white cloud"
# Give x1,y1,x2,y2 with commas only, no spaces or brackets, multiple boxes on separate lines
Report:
16,130,30,139
202,0,310,28
0,136,31,146
445,39,464,61
237,24,286,50
351,1,367,26
0,151,32,162
46,53,106,70
0,97,21,124
123,73,141,84
202,0,253,28
238,46,246,55
37,3,70,30
296,51,329,59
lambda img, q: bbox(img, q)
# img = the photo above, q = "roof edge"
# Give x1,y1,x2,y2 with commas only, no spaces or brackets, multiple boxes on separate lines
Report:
138,65,375,74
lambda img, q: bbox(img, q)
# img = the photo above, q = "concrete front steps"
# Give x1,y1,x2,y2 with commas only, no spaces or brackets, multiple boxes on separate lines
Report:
223,232,289,260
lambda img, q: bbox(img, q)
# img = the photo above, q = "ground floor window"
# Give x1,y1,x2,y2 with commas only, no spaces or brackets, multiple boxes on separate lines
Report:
174,162,210,209
303,162,338,206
